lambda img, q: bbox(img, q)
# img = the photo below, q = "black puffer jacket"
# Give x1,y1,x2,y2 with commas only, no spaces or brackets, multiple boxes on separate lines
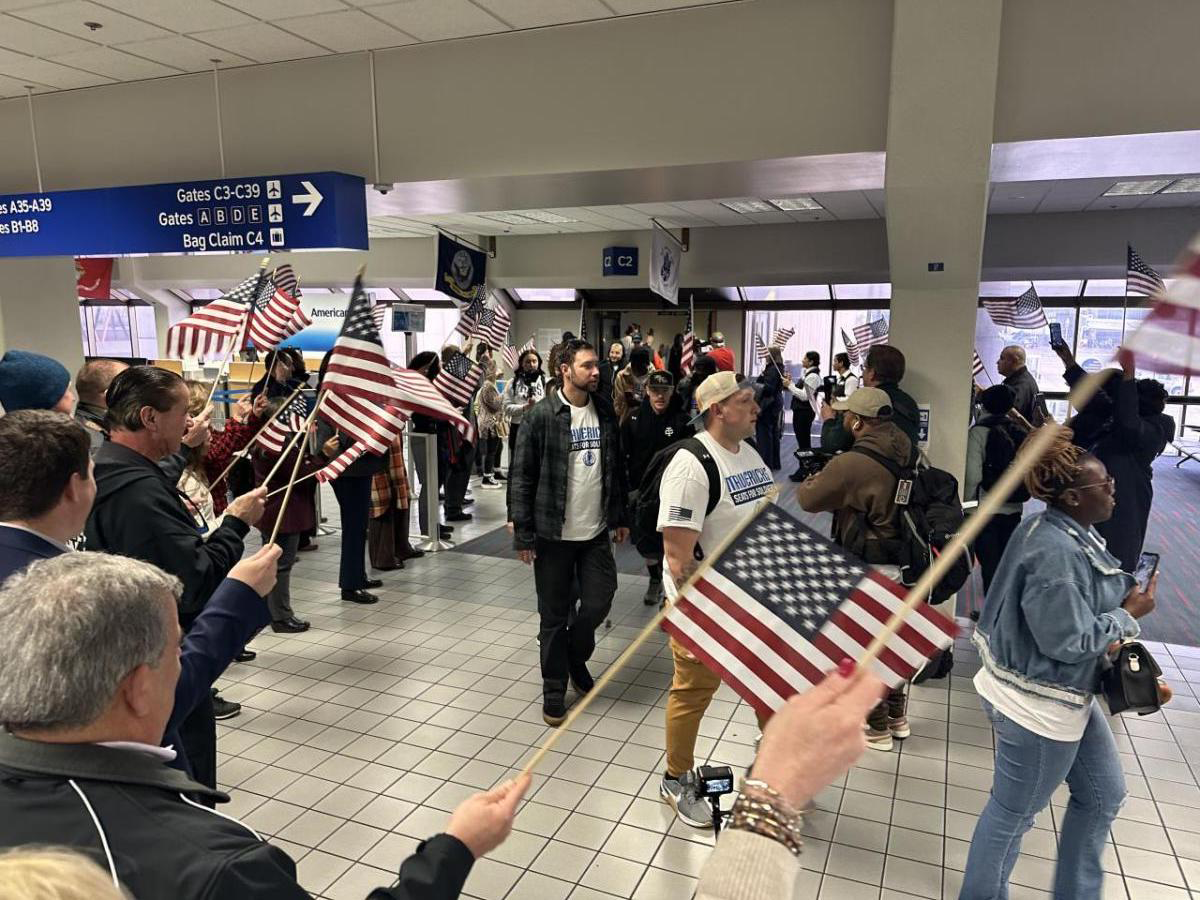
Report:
0,736,475,900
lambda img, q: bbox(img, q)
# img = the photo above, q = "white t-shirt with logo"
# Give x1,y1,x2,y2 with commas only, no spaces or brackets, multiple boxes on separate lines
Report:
560,391,607,542
656,431,773,594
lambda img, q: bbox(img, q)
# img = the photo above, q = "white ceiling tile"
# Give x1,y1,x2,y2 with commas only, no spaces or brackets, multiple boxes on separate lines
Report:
0,46,114,87
0,13,99,55
277,10,415,52
1084,193,1146,212
741,210,792,225
226,0,347,18
1141,192,1200,208
12,1,172,42
473,0,611,29
191,22,330,63
50,46,180,78
368,0,509,42
604,0,719,14
627,201,689,217
97,0,257,32
0,70,45,95
804,191,870,220
0,0,71,8
114,35,252,71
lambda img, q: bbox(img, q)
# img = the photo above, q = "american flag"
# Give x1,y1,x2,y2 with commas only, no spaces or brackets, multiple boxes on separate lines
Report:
255,392,310,454
972,349,986,379
663,504,956,718
275,264,313,337
502,344,518,372
852,317,890,351
472,303,511,350
578,295,588,342
246,272,308,350
393,367,475,443
318,277,407,454
1127,244,1165,297
434,350,483,408
840,328,861,366
165,271,259,359
453,293,487,342
681,298,695,374
1124,232,1200,376
771,326,796,350
371,299,391,334
982,285,1047,329
316,442,368,484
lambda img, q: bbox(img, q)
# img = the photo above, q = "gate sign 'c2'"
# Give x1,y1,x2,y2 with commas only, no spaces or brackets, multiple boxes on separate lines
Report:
0,171,368,257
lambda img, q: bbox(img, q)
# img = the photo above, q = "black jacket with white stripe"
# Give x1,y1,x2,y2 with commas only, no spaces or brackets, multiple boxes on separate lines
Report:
0,735,473,900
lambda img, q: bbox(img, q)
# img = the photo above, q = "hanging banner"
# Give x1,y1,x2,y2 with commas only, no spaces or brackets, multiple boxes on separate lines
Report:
649,227,680,305
435,232,487,305
75,257,113,299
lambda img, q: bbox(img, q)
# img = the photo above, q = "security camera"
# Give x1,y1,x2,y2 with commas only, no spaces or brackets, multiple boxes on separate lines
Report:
372,183,393,195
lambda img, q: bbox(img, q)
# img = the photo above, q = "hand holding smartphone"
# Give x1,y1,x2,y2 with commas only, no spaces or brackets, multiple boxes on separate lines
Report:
1048,322,1066,350
1133,551,1160,592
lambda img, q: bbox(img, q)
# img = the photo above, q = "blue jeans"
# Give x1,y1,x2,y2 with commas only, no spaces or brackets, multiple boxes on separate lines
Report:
959,699,1125,900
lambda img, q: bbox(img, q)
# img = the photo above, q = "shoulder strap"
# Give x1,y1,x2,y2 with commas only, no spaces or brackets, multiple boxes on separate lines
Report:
679,437,722,515
848,445,903,480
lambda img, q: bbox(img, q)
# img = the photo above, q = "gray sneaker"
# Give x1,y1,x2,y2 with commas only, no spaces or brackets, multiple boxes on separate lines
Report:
660,771,713,828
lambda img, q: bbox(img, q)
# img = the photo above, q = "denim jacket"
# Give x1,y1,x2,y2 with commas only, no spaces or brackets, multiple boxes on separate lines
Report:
973,507,1139,710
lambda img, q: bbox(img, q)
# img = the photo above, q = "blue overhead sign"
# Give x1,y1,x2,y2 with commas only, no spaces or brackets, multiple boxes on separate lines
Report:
0,171,368,257
603,245,638,276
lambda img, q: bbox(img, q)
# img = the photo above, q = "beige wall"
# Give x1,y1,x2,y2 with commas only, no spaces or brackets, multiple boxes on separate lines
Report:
0,257,84,378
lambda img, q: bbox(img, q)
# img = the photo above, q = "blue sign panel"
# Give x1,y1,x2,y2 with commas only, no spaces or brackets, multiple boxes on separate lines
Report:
602,245,638,276
0,171,368,257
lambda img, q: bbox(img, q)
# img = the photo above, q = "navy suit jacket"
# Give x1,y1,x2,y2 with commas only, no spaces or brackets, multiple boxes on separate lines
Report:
0,524,269,775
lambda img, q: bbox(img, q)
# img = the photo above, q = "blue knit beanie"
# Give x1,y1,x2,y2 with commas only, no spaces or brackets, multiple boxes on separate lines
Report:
0,350,72,412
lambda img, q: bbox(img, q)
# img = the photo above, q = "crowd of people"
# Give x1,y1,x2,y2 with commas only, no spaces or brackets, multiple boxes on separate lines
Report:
0,317,1179,898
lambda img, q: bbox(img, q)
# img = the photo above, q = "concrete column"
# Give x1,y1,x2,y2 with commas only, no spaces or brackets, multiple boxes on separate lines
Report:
884,0,1003,481
0,257,84,375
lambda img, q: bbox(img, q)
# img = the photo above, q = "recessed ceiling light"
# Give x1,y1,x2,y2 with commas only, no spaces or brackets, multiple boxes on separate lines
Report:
769,197,823,211
1102,179,1173,196
519,210,578,224
720,199,776,214
1161,176,1200,194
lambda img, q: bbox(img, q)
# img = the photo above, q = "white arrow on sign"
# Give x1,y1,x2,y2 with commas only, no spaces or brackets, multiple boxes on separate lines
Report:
290,180,323,217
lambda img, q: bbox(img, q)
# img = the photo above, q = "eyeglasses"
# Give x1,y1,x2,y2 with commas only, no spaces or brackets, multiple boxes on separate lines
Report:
1074,475,1114,491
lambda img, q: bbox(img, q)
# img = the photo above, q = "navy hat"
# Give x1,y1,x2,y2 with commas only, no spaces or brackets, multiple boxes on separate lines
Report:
0,350,71,413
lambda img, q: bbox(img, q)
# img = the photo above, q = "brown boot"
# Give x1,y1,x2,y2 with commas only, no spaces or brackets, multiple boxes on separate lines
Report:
396,507,425,561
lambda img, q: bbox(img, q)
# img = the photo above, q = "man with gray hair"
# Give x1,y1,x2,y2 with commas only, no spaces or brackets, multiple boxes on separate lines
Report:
0,555,530,899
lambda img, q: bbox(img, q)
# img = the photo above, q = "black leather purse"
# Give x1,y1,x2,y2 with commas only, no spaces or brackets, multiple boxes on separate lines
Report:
1101,641,1162,716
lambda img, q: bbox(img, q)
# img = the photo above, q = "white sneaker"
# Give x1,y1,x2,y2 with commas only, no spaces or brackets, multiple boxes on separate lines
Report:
865,726,894,752
660,772,713,828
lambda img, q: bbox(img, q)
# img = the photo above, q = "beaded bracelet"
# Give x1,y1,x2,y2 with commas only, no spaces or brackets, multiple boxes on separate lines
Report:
727,781,805,857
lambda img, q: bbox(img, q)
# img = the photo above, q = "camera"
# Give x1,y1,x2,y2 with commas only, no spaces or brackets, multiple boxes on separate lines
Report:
372,183,393,195
694,765,735,799
792,447,836,479
693,765,735,832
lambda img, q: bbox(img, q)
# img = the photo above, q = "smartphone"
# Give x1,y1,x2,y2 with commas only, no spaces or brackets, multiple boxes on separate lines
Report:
1133,552,1160,592
1049,322,1066,350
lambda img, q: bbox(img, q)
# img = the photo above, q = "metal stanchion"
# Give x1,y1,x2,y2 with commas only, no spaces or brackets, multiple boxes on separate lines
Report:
413,432,453,552
308,418,339,536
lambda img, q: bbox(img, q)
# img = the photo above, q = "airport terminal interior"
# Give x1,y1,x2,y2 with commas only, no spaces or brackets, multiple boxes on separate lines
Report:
2,0,1200,898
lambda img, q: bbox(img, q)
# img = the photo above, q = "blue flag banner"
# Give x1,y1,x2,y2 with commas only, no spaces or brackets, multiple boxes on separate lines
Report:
436,233,487,305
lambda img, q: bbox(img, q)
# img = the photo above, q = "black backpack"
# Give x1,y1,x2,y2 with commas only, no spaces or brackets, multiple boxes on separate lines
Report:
849,447,971,605
632,437,721,558
979,418,1031,505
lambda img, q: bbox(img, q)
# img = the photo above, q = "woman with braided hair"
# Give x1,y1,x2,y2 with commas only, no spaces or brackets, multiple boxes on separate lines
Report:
960,426,1158,900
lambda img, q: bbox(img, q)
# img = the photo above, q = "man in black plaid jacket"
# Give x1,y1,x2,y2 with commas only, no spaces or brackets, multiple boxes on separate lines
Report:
510,339,629,724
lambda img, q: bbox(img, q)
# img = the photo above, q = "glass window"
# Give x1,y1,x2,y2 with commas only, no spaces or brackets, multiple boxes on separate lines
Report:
975,307,1075,392
512,288,575,303
1076,306,1126,373
1083,279,1127,297
832,283,891,300
87,306,134,357
131,305,157,359
832,309,889,367
413,308,463,358
743,285,831,302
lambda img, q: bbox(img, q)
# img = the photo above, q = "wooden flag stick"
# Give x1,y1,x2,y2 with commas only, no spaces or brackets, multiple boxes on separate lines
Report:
267,401,322,546
203,256,270,408
261,391,327,487
266,468,318,499
856,368,1112,672
518,488,779,781
208,383,310,491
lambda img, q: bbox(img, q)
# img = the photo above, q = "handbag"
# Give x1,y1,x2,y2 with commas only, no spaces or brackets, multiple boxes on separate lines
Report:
1100,641,1163,716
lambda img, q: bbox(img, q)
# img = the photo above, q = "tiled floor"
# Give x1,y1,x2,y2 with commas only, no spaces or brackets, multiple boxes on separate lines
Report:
214,479,1200,899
